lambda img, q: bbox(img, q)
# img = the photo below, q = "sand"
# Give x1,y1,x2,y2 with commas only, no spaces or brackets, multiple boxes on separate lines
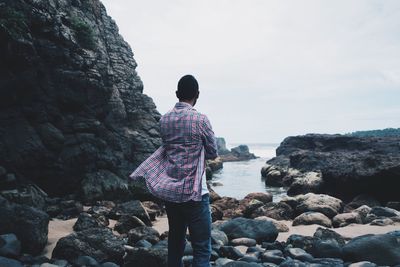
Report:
44,215,400,258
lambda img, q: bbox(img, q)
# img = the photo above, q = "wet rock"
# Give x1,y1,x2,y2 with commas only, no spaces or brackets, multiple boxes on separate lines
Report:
332,212,363,228
127,226,160,245
279,258,308,267
52,227,125,264
217,217,278,243
0,202,49,255
0,234,21,258
114,215,146,234
292,212,332,228
342,232,400,266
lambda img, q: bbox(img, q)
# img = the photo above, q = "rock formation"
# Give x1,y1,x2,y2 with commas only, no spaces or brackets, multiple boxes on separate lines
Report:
0,0,161,202
262,134,400,202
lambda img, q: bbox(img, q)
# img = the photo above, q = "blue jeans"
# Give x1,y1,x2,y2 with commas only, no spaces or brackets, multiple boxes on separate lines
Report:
165,193,211,267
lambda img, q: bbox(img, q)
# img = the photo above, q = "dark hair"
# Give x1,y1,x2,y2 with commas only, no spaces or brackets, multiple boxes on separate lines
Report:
176,75,199,101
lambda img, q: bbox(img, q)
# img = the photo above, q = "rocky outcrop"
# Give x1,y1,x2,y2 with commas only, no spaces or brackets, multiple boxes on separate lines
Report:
0,0,161,201
262,134,400,202
220,145,257,162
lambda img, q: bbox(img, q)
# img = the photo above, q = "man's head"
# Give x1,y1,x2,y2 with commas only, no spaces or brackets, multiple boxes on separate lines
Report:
176,75,199,105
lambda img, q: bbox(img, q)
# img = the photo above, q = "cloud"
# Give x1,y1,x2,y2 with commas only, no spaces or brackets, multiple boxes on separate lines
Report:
102,0,400,143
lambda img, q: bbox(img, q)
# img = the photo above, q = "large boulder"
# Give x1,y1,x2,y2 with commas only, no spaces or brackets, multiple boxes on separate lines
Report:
52,227,125,264
0,200,49,255
292,212,332,228
293,193,343,218
342,232,400,266
0,0,161,200
265,134,400,202
217,217,278,243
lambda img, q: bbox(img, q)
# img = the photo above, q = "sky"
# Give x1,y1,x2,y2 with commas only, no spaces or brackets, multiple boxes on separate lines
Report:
101,0,400,144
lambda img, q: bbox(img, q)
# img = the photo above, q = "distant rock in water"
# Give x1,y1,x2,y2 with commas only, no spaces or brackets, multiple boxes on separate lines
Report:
262,134,400,202
217,137,257,162
216,137,231,155
0,0,161,201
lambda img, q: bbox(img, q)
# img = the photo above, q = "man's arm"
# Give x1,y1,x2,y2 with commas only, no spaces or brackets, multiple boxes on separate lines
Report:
201,115,218,160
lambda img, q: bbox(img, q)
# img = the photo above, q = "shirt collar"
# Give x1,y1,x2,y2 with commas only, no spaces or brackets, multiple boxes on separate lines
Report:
174,102,193,109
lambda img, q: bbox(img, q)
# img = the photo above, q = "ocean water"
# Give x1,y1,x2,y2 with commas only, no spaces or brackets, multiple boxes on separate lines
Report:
210,143,288,202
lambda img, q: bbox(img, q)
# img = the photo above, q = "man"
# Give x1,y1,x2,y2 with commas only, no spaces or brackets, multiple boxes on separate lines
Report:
130,74,218,267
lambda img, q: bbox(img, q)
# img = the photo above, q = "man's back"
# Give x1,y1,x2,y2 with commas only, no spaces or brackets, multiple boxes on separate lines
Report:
160,102,216,180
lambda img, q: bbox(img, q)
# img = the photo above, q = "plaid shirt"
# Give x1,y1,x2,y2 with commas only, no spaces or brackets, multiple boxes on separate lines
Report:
129,102,218,202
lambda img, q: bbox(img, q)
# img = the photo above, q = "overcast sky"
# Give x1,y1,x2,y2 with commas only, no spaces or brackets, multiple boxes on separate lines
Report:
101,0,400,144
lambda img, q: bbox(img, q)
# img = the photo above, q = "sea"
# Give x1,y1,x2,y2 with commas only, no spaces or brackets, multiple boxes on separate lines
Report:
210,143,288,202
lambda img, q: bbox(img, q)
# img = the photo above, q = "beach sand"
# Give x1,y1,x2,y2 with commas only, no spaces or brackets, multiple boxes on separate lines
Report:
44,215,400,258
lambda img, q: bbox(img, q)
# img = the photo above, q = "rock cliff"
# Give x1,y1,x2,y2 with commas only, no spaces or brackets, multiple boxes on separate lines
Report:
0,0,161,201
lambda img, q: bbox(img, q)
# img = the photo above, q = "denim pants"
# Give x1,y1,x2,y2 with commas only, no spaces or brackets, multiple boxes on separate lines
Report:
164,193,211,267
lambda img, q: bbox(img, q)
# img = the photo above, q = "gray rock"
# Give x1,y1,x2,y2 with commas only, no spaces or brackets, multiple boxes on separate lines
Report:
266,134,400,202
342,232,400,266
0,256,23,267
251,202,294,220
261,250,285,264
218,217,278,243
348,261,378,267
73,255,98,266
219,246,245,260
230,238,257,247
127,226,160,245
222,262,263,267
292,212,332,228
0,234,21,258
332,212,363,228
110,200,151,226
343,195,381,213
0,202,49,255
123,247,168,267
294,193,343,218
52,227,125,265
286,235,315,254
0,0,162,201
212,229,229,246
287,171,324,196
73,212,104,231
114,215,146,234
284,248,314,262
